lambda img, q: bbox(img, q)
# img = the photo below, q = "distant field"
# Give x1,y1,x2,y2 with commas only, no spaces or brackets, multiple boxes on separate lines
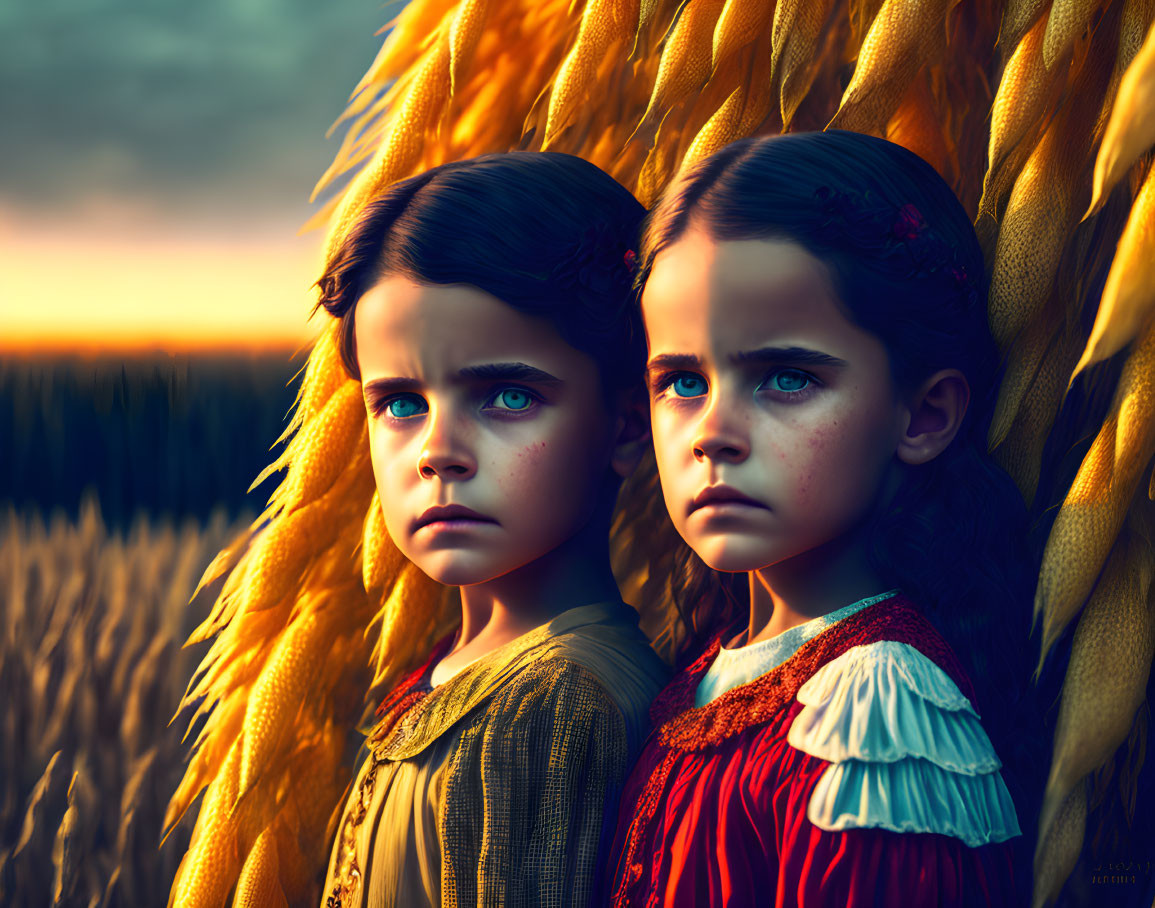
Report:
1,352,304,529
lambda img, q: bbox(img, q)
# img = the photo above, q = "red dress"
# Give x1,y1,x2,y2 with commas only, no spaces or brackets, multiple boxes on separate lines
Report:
606,595,1019,907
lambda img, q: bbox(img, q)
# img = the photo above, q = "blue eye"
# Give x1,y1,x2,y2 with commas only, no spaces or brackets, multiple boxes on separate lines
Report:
385,394,428,418
759,370,812,394
670,374,707,398
488,388,535,411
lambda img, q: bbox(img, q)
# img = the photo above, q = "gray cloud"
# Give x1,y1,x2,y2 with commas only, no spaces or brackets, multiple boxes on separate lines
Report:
0,0,395,218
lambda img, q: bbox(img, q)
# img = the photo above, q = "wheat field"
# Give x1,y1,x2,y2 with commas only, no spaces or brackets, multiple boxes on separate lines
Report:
0,498,248,906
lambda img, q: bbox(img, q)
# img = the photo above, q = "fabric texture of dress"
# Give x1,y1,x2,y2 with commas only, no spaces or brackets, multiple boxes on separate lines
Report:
606,593,1021,907
321,600,669,908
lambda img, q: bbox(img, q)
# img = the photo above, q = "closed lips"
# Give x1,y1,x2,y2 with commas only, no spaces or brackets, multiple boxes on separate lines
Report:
413,505,498,531
688,486,768,515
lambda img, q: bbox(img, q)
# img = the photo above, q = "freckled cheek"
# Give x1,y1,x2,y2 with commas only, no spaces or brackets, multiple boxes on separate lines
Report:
491,441,552,497
788,416,889,512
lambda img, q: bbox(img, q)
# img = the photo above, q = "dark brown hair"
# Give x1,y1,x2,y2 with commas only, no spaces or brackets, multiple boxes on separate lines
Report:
316,152,646,393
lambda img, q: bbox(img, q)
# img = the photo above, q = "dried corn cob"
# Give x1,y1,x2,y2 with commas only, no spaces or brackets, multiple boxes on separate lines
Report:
713,0,775,71
236,613,327,804
1043,0,1100,69
774,0,834,126
1000,0,1049,51
1036,321,1155,661
1039,534,1154,833
450,0,492,95
1032,782,1087,908
1087,20,1155,214
830,0,952,134
234,827,288,908
1075,164,1155,375
545,0,640,144
637,0,728,139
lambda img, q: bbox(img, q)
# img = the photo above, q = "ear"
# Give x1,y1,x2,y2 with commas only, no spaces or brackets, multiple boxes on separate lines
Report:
610,386,652,479
896,369,970,466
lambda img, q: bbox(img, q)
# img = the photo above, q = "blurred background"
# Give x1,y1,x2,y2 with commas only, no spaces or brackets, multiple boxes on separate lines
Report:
0,0,390,902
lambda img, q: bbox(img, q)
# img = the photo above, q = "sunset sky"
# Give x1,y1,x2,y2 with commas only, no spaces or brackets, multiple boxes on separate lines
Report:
0,0,392,351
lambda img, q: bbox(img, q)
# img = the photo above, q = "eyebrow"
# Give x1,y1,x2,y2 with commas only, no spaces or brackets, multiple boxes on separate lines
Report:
646,346,847,378
731,346,849,369
363,377,421,401
363,362,563,402
646,354,703,378
457,362,564,385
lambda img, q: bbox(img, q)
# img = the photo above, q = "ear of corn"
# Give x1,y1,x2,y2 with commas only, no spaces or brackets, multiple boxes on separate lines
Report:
1074,164,1155,377
992,315,1082,505
169,740,244,908
712,0,775,71
1032,782,1087,908
773,0,835,126
233,827,289,908
683,36,776,169
1000,0,1050,51
987,118,1078,351
328,38,453,252
989,298,1059,450
988,29,1114,351
362,492,405,594
236,613,327,806
636,0,728,141
347,0,458,102
450,0,493,95
1036,321,1155,663
1043,0,1100,69
988,16,1053,182
829,0,953,135
1086,20,1155,215
1118,0,1155,74
545,0,641,145
1039,534,1155,836
367,563,454,688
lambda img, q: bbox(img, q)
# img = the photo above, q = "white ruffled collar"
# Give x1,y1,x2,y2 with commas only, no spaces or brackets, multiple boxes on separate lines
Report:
695,589,900,707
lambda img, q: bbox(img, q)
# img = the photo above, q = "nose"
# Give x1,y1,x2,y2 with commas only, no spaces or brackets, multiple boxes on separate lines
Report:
417,407,476,480
692,394,749,464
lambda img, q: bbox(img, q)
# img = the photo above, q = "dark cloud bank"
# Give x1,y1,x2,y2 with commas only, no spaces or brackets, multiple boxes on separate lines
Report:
0,0,393,218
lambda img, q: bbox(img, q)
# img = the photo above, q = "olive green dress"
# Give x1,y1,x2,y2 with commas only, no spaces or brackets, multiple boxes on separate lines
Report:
321,600,669,908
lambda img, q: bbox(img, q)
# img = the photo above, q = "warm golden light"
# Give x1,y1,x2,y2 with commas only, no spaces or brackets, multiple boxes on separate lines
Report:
0,215,325,352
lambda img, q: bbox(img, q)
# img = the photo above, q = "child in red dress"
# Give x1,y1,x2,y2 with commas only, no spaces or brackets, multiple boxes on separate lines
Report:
607,131,1032,907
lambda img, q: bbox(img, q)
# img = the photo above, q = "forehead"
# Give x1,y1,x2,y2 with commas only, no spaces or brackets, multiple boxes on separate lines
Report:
354,275,586,378
641,231,864,358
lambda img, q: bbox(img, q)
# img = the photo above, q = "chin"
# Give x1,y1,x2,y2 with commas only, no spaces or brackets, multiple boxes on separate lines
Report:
689,533,780,574
407,550,510,587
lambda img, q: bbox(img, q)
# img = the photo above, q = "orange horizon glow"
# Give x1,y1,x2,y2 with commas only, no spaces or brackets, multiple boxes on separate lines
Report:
0,213,328,353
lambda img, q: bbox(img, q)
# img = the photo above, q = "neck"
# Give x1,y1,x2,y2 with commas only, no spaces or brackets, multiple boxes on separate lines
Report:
454,498,621,654
745,524,887,646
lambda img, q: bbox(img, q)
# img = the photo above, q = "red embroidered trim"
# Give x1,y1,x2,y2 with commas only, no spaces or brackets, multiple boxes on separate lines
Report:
369,633,453,737
611,748,680,907
649,595,973,752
